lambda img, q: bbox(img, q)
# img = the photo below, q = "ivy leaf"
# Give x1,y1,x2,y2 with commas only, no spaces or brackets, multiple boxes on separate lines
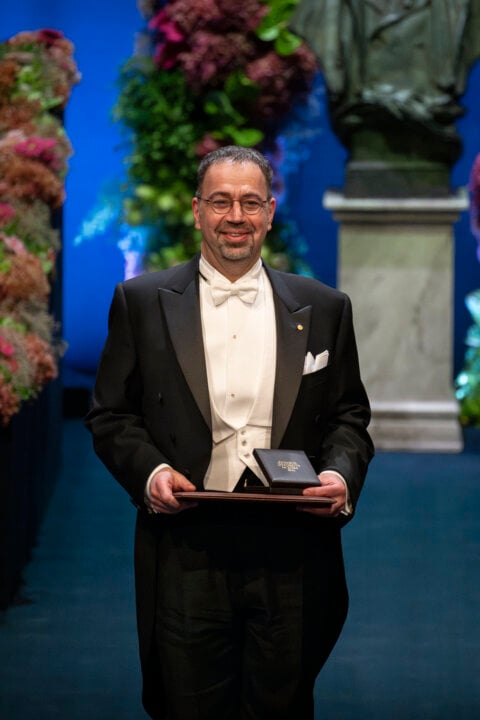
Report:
224,71,259,104
220,125,264,147
204,90,245,125
256,0,301,39
275,29,302,56
257,26,280,42
257,0,303,55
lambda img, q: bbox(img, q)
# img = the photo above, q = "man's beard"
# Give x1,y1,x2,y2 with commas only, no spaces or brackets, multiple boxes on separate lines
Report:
219,242,254,261
216,225,254,261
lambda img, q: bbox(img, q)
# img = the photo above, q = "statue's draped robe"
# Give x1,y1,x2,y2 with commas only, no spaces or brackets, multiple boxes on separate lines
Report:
290,0,480,139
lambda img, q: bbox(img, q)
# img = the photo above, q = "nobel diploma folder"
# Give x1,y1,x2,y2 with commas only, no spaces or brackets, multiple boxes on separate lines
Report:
174,450,334,505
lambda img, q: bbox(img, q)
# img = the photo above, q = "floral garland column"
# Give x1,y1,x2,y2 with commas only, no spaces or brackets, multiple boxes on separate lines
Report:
0,29,80,426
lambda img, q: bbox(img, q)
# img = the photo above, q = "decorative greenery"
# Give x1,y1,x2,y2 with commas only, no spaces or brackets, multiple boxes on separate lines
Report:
456,290,480,425
0,29,80,426
455,153,480,425
115,0,317,273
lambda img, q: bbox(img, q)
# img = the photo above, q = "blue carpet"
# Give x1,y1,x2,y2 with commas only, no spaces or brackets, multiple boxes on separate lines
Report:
0,419,145,720
0,420,479,719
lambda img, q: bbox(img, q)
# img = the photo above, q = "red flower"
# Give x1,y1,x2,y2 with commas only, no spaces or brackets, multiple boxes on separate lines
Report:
37,29,65,45
8,29,64,48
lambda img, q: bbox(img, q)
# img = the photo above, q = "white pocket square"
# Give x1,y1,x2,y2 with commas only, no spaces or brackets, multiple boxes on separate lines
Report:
303,350,329,375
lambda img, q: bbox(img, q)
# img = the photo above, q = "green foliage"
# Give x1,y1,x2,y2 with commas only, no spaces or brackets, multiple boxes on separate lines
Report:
456,289,480,426
115,0,315,273
257,0,303,54
114,59,199,252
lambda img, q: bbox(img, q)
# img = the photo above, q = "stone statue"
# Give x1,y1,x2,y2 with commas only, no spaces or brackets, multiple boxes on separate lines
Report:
290,0,480,196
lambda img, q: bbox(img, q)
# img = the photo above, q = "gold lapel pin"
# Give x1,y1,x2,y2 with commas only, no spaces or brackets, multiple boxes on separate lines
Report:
297,324,303,331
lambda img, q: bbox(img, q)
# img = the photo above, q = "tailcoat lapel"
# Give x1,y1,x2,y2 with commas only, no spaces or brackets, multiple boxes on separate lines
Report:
265,266,312,448
157,257,212,431
156,258,312,447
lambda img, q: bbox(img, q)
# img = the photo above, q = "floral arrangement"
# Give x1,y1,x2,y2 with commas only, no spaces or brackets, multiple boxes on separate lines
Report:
0,29,80,426
455,153,480,425
115,0,318,273
455,154,480,425
468,153,480,251
456,290,480,425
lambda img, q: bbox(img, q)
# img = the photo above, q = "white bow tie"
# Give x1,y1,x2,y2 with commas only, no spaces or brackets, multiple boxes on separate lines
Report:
210,276,259,306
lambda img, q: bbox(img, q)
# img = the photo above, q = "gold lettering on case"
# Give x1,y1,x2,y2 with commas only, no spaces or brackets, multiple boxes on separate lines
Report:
277,460,301,472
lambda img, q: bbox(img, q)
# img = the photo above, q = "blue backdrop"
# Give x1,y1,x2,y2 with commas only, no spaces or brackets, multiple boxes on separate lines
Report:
3,1,480,383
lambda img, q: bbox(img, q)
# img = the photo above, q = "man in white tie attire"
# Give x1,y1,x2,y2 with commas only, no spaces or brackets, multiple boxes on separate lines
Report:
85,146,374,720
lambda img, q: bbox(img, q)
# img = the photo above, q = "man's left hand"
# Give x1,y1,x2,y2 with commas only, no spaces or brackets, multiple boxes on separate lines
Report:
297,471,347,517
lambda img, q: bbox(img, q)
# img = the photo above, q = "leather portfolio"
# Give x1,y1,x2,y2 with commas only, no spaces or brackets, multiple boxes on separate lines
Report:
174,450,333,505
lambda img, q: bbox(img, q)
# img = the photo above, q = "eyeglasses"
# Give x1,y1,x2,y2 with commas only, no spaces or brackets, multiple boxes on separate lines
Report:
196,196,269,215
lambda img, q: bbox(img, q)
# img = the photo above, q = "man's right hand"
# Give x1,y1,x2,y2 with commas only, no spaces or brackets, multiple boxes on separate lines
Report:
148,468,198,514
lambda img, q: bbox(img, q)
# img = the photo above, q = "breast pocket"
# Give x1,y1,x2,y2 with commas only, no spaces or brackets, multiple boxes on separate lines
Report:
301,365,330,389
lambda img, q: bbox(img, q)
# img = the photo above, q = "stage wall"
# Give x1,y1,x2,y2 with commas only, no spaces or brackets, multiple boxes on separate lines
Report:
2,1,480,382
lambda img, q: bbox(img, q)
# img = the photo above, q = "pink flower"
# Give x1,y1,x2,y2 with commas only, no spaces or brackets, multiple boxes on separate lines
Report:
149,9,187,69
14,137,61,171
469,154,480,239
469,155,480,198
177,30,255,88
160,0,223,35
149,9,185,42
245,46,316,119
0,203,15,227
1,233,27,254
0,336,15,358
215,0,268,32
0,130,26,150
160,0,267,35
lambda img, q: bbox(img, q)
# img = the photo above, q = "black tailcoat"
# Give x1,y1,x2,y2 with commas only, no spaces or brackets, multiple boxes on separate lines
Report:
85,255,374,718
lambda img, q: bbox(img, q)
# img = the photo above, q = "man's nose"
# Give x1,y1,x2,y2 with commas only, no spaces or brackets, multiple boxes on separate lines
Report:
226,200,245,220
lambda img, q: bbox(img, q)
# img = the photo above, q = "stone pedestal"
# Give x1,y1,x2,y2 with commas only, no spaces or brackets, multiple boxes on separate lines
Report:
324,191,466,452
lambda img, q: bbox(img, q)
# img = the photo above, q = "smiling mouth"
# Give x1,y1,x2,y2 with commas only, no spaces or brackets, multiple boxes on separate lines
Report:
221,230,250,241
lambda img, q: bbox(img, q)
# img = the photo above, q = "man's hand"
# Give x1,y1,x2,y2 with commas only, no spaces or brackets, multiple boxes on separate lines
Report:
148,468,198,514
297,471,347,517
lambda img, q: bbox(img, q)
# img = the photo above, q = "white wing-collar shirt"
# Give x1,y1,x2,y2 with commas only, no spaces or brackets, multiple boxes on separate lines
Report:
199,255,276,491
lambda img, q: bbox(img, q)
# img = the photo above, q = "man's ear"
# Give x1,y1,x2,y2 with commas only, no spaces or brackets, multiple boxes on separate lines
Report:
268,196,276,229
192,196,201,230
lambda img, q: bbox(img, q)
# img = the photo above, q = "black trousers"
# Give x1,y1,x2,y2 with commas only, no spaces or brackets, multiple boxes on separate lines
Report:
153,504,348,720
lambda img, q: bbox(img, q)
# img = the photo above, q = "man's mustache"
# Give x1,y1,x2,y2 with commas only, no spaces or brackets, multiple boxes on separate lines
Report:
217,222,252,232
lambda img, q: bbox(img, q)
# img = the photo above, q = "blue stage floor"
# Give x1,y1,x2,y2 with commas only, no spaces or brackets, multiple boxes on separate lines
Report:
0,420,479,719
